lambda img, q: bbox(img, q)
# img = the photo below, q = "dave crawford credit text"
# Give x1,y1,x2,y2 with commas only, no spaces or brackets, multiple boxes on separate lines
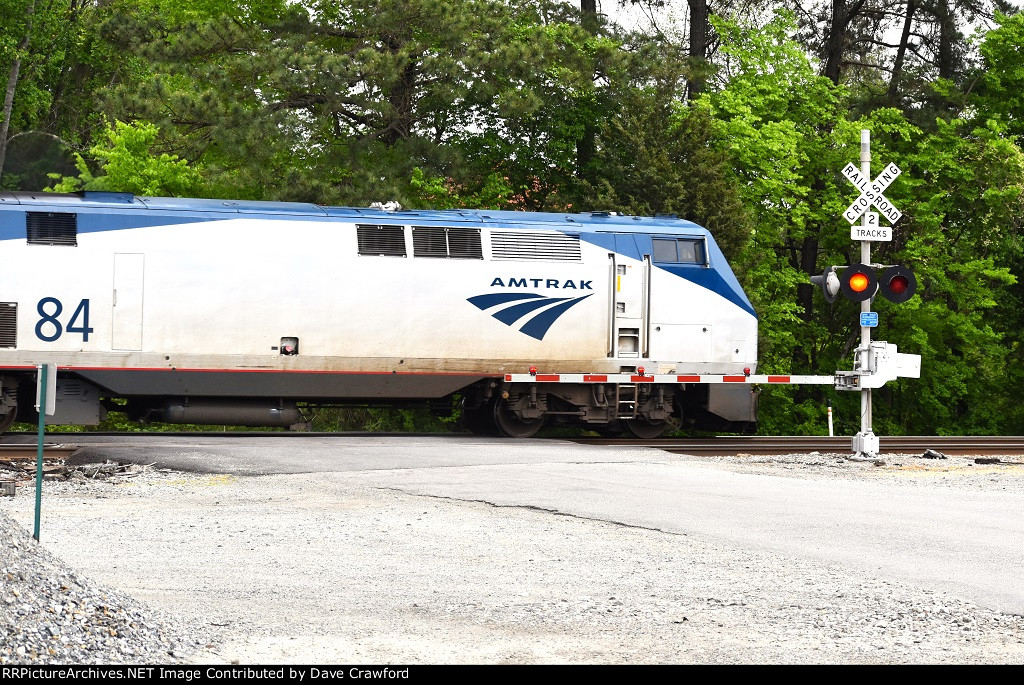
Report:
1,667,412,680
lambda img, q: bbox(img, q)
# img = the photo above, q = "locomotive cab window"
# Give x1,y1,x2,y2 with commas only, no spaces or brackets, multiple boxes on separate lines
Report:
357,224,406,257
26,211,77,246
652,237,706,265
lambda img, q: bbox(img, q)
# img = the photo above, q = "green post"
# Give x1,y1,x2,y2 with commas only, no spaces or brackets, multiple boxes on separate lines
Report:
33,363,47,542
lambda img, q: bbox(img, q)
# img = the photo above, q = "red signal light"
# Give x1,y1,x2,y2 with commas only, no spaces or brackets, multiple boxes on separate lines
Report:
879,265,917,303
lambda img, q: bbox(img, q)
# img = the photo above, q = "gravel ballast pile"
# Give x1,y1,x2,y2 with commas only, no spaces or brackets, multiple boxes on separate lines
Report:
0,510,205,664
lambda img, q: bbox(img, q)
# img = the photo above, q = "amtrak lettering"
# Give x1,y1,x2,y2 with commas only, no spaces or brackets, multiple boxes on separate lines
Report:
489,278,593,290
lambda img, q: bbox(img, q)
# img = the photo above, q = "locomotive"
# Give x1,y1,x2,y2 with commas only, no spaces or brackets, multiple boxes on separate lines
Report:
0,191,759,437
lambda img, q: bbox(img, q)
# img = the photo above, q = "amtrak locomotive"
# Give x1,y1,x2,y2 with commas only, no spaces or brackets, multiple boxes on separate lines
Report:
0,191,759,437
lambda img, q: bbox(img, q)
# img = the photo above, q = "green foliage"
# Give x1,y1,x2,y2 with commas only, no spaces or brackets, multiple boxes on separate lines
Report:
407,167,515,210
46,120,202,196
302,406,461,433
0,0,149,190
587,85,751,260
449,6,628,210
890,118,1024,433
975,12,1024,140
703,12,851,389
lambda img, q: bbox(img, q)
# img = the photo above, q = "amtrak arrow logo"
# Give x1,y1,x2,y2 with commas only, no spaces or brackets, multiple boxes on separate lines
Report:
467,293,592,340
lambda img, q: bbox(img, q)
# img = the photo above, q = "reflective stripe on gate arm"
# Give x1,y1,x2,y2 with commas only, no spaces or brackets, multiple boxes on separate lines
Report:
503,373,835,385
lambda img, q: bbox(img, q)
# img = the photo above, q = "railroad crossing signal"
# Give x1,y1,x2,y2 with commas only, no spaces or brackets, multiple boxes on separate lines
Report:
838,130,919,460
842,161,902,226
812,264,917,304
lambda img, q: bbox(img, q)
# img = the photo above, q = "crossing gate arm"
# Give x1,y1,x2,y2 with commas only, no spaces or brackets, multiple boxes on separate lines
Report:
502,373,837,385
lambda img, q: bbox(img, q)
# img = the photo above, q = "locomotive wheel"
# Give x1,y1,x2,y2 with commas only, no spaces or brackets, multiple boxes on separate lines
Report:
493,399,544,438
624,418,672,439
0,407,16,434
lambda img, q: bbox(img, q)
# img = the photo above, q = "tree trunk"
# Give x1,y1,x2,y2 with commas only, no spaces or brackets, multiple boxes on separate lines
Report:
580,0,598,33
822,0,848,84
798,235,819,324
888,0,917,101
576,0,598,180
935,0,956,80
821,0,867,84
687,0,709,98
382,59,417,146
0,0,37,184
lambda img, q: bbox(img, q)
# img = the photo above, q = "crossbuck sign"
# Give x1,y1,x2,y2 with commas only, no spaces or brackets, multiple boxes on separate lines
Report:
842,161,902,226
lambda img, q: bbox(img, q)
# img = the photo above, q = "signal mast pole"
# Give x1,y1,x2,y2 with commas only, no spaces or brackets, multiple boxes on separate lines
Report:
855,130,876,457
824,129,916,457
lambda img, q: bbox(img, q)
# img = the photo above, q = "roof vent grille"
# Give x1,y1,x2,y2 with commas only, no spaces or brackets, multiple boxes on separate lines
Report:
490,231,581,262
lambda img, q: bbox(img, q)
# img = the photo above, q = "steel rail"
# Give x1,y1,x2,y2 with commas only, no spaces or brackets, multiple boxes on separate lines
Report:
573,435,1024,456
2,434,1024,458
0,444,81,461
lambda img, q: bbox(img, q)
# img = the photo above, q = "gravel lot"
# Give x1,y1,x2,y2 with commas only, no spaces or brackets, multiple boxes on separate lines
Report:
2,448,1024,665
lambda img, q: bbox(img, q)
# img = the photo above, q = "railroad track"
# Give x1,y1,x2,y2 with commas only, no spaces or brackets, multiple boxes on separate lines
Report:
2,433,1023,458
576,435,1024,456
0,444,82,461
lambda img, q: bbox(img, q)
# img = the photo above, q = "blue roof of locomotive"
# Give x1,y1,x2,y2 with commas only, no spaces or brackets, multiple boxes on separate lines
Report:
0,191,708,234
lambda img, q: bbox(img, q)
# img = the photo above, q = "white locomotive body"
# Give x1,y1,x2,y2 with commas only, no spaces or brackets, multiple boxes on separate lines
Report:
0,192,758,436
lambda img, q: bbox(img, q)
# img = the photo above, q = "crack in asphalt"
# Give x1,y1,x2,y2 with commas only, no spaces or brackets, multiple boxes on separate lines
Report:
373,485,688,537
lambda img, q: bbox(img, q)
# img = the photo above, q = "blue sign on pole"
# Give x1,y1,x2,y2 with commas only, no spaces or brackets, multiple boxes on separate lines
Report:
860,312,879,327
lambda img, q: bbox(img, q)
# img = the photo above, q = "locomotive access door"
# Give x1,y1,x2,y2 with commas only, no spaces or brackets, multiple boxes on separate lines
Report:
607,240,650,362
112,253,144,350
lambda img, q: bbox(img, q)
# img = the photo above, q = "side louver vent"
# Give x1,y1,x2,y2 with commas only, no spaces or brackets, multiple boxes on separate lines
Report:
412,227,483,259
490,231,582,262
0,303,16,348
357,224,406,257
27,212,78,246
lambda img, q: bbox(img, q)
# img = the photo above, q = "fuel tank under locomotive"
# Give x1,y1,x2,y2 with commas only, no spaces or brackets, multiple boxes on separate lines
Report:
12,377,303,428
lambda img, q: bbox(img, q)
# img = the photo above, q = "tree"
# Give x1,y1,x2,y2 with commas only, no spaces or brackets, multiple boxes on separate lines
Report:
47,120,202,196
0,0,146,190
887,118,1023,433
0,0,37,184
93,1,602,206
587,85,751,259
973,11,1024,140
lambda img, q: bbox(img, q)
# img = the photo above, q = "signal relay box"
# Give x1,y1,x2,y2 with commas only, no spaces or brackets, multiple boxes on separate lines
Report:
835,342,921,390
